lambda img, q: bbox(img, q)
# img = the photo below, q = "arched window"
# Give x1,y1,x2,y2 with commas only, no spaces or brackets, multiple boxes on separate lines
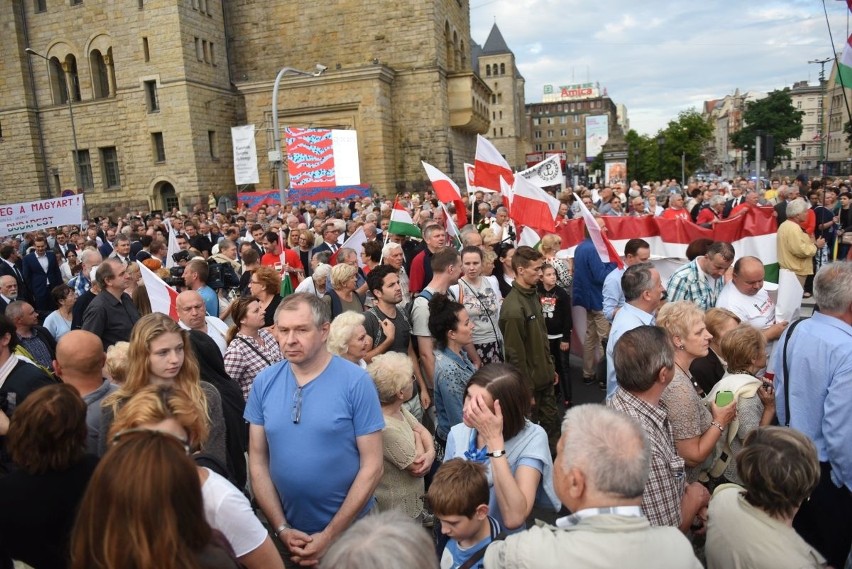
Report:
90,49,109,99
500,63,505,75
49,57,68,105
486,64,491,76
65,55,81,101
453,30,460,70
445,22,453,71
460,40,466,69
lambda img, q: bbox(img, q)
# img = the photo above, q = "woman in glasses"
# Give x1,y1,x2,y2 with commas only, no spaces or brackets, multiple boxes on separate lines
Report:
106,385,284,569
99,313,227,470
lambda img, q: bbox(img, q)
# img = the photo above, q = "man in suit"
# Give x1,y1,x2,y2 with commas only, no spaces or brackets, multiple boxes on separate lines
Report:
52,230,76,260
0,275,17,314
310,222,341,257
722,180,747,218
98,226,117,258
21,236,62,315
0,244,33,305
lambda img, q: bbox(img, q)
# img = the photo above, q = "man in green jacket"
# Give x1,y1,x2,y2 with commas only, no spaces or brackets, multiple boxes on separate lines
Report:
498,246,559,455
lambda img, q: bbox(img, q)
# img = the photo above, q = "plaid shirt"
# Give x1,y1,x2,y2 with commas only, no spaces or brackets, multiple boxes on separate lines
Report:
68,274,91,296
665,258,723,311
608,387,685,528
224,329,283,400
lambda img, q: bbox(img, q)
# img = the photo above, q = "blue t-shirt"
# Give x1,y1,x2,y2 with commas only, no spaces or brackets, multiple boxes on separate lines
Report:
197,285,219,317
244,355,384,534
440,516,501,569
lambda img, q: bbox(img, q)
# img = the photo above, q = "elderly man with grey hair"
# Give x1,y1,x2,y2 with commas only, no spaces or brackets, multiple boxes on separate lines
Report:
696,195,727,227
607,326,710,533
80,258,140,349
777,198,825,287
772,262,852,567
484,403,701,569
381,241,411,306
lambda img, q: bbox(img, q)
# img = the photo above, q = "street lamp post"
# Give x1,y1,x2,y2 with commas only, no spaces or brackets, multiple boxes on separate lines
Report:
26,48,82,194
271,65,327,206
633,149,640,183
656,135,665,182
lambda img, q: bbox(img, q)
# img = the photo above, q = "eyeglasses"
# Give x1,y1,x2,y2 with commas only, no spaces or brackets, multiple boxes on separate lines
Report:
292,385,304,424
111,428,191,455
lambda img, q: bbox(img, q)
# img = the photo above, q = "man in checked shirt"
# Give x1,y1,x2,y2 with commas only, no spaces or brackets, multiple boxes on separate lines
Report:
607,325,710,532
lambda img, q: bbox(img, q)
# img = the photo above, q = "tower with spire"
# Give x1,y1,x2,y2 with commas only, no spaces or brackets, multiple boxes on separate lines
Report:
475,23,528,169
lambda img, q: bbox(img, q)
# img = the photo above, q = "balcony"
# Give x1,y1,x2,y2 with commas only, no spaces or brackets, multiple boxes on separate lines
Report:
448,71,491,134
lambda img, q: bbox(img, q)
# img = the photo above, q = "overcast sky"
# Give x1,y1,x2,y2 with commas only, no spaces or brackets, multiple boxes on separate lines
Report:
470,0,850,135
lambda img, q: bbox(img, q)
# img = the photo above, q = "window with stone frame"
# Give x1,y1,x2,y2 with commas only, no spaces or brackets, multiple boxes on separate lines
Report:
77,149,94,190
100,147,121,188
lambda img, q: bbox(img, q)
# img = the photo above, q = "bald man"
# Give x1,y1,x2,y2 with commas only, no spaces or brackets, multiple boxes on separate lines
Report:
176,290,229,355
716,256,787,342
53,330,117,454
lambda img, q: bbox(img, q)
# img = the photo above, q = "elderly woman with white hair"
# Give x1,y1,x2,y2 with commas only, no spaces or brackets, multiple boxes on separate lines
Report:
323,263,364,318
367,352,435,522
327,311,371,368
294,263,331,298
777,198,825,288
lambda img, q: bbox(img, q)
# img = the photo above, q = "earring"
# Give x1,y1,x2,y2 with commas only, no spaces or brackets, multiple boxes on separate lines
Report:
677,344,685,350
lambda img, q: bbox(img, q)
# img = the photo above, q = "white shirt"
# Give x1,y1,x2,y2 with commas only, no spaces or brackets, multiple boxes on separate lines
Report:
716,281,775,330
36,253,48,273
201,468,268,557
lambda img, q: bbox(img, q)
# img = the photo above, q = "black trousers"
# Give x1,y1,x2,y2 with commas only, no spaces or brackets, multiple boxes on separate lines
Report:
548,337,572,403
793,461,852,567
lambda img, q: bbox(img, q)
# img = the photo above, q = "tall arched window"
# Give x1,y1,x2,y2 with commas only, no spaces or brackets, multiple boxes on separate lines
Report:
445,22,453,71
486,64,491,76
65,55,81,101
49,57,68,104
90,49,109,99
500,63,505,75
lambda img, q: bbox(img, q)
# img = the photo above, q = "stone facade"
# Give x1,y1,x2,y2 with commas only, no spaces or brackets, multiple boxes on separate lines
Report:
822,62,852,176
1,0,503,216
475,24,528,170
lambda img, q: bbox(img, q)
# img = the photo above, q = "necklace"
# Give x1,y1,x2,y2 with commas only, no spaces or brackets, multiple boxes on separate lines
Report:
675,361,704,396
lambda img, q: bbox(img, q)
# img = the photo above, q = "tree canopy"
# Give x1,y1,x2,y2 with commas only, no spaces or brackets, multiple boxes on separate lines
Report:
731,89,804,169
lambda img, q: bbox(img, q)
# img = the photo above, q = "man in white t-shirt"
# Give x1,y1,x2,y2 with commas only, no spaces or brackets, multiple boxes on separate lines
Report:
716,256,787,342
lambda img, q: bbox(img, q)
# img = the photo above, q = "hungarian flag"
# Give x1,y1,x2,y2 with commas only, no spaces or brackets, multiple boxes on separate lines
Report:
840,1,852,87
510,175,560,233
573,193,624,269
331,226,368,267
138,261,179,320
474,135,514,197
388,199,421,238
421,161,468,225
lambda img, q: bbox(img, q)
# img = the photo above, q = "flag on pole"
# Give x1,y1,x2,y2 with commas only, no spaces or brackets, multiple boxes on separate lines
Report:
839,1,852,87
573,193,624,269
510,175,560,233
138,261,180,320
388,199,422,238
421,161,468,225
164,218,181,269
331,226,368,267
517,154,563,189
439,202,463,250
518,226,542,249
474,135,514,196
464,163,496,195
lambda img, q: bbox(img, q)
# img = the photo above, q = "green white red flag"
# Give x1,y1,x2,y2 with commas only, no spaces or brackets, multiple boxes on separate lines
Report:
388,199,421,238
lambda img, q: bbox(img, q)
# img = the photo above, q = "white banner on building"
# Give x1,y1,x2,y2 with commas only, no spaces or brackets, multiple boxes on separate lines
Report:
231,125,260,185
0,194,84,236
518,154,563,188
585,115,609,160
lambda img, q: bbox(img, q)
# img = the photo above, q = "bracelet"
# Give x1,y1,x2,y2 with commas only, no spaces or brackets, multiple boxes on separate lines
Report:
274,522,292,537
710,421,724,433
486,449,506,458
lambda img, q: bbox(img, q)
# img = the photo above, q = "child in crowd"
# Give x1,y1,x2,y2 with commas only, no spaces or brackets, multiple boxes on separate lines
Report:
538,263,573,407
427,459,501,569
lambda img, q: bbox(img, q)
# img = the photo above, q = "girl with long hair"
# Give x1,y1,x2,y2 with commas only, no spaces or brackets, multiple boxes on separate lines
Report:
99,313,227,467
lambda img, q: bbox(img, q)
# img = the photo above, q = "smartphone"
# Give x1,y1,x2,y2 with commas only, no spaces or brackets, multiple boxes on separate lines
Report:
715,391,734,407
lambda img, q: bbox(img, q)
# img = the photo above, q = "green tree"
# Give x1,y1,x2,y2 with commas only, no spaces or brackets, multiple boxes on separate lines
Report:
657,109,714,182
731,89,804,169
844,120,852,149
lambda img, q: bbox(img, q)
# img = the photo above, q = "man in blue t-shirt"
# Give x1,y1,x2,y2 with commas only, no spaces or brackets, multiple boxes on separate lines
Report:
245,293,384,567
183,258,219,317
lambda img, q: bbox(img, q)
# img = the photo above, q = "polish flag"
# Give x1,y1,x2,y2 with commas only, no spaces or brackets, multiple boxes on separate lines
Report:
421,161,468,226
164,218,181,269
138,261,180,320
510,175,560,233
573,193,624,269
474,135,514,198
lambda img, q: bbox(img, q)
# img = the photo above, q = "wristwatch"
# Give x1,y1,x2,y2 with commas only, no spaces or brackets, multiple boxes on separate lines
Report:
486,449,506,458
274,522,293,537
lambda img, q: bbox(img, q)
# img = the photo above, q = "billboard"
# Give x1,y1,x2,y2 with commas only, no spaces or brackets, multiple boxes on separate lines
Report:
543,82,600,102
585,115,609,160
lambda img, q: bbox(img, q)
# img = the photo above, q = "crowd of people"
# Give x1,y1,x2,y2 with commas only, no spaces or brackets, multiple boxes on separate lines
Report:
0,172,850,569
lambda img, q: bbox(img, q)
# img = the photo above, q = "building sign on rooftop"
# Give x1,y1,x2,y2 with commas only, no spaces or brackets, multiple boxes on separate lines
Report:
543,82,600,102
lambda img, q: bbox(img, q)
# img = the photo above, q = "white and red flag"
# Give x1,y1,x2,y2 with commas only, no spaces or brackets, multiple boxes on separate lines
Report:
421,161,468,226
474,135,514,205
573,193,624,269
138,261,179,320
510,175,560,233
